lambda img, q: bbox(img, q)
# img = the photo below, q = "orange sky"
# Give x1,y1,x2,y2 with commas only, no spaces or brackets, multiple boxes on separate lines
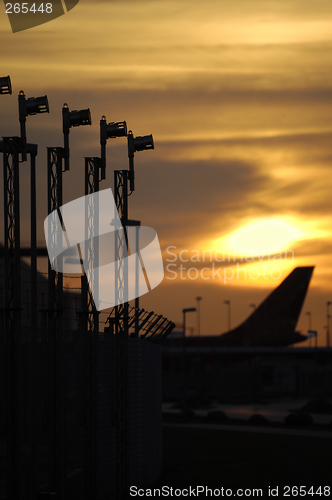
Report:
1,0,332,344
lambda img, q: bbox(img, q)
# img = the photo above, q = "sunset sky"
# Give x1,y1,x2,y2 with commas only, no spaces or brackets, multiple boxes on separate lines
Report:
1,0,332,343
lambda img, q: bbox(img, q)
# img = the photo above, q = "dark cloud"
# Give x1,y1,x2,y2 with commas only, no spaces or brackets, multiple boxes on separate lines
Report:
2,85,332,248
126,155,268,246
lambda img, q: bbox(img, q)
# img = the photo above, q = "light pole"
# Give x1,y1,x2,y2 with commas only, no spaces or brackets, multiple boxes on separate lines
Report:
305,311,312,346
182,307,196,390
62,103,91,171
18,90,49,161
127,130,154,191
47,102,91,500
224,300,231,331
327,302,331,348
100,115,127,179
183,307,196,337
17,89,49,337
126,130,154,335
114,129,154,500
2,83,47,499
196,296,202,336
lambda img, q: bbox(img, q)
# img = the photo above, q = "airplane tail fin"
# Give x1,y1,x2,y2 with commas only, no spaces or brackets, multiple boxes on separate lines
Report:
224,266,314,346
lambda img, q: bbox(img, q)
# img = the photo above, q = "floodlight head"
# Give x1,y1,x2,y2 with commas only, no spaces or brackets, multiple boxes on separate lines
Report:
128,131,154,156
127,130,154,192
18,90,49,162
62,104,91,134
133,134,154,152
62,104,91,171
19,92,49,120
69,108,91,127
106,121,127,139
100,117,127,144
25,95,49,115
0,76,12,95
100,116,128,180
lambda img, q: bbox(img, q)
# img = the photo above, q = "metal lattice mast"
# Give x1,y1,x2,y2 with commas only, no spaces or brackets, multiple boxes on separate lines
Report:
45,104,91,497
114,169,129,500
3,137,22,500
83,157,100,500
47,147,65,497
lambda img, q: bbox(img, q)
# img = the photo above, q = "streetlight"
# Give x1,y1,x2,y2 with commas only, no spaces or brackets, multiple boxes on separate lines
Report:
62,103,91,171
0,75,12,94
19,90,49,161
100,115,127,180
127,130,154,192
196,296,202,336
182,307,196,388
224,300,231,331
327,302,332,348
183,308,197,334
305,311,312,329
306,311,312,347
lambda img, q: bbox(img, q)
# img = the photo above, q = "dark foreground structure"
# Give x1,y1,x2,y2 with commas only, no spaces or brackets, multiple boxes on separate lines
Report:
0,307,167,499
0,254,173,499
0,80,176,499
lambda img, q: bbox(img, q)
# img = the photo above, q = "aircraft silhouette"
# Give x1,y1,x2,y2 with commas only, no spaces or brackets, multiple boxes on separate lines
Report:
167,267,314,348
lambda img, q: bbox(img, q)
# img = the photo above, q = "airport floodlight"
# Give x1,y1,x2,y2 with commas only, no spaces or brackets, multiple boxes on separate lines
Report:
62,103,91,171
127,130,154,192
24,96,49,115
100,115,127,180
19,91,49,117
0,75,12,94
101,118,127,140
128,133,154,154
305,311,312,328
63,107,91,129
19,90,49,161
